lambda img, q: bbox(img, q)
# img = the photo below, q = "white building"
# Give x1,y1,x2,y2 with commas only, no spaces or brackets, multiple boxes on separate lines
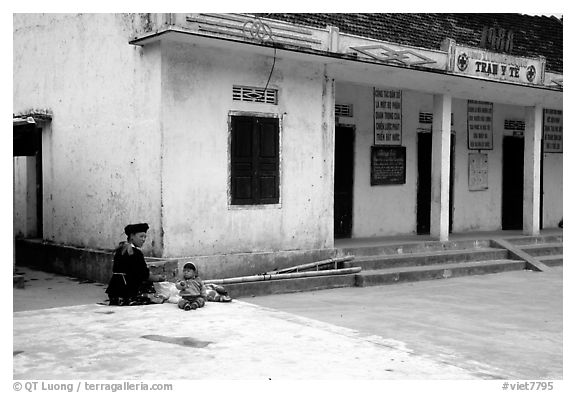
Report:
13,13,563,280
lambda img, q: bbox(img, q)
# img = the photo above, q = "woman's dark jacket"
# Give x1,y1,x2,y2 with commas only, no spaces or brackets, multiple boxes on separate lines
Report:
105,244,150,298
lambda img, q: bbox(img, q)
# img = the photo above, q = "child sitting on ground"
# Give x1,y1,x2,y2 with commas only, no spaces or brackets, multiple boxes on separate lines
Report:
175,263,207,311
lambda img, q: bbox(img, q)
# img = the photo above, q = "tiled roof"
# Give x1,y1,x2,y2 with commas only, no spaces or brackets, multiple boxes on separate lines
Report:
259,13,563,74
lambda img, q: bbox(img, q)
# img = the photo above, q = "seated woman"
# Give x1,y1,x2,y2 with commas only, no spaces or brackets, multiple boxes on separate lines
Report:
105,223,165,306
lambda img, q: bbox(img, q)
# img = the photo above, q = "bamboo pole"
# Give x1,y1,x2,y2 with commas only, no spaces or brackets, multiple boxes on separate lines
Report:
264,255,355,275
204,266,361,285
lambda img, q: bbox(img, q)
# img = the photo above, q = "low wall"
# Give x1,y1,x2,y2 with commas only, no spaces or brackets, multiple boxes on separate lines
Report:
14,239,178,284
14,239,337,283
177,248,338,280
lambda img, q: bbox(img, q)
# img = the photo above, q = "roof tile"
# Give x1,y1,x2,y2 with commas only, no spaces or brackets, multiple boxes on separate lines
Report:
259,13,562,73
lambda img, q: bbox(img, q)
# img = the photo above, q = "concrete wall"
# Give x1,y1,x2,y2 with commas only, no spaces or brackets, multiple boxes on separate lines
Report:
542,152,563,228
13,14,164,255
160,42,335,257
450,99,501,232
335,83,418,237
335,82,563,237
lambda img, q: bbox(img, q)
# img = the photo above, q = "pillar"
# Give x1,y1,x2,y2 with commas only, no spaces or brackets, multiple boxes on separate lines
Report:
523,105,542,235
431,94,452,241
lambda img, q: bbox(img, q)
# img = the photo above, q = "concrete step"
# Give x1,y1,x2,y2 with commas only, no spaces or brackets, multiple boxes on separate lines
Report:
503,235,563,246
536,255,563,267
355,259,526,287
13,274,25,289
519,243,563,257
223,273,357,298
344,248,509,270
339,239,492,258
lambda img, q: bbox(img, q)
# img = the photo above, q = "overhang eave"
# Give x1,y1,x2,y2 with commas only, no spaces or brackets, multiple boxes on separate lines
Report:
130,28,562,108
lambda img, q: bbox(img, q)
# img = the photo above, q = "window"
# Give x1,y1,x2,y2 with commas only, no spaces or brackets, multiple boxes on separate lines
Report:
230,115,280,205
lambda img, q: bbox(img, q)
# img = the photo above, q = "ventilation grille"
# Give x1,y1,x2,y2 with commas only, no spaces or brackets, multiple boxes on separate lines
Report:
504,119,525,130
419,112,454,125
233,85,278,104
335,103,353,117
419,112,433,124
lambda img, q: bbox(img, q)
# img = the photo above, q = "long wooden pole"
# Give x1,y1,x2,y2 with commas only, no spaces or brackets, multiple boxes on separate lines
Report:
264,256,355,275
204,266,361,285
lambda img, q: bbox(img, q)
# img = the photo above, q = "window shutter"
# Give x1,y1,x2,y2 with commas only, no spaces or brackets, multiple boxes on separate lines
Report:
256,118,279,204
231,116,255,204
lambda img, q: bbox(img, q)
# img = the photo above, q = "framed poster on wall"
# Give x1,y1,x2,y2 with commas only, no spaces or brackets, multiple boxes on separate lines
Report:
374,88,402,145
370,146,406,185
542,108,563,153
467,100,493,150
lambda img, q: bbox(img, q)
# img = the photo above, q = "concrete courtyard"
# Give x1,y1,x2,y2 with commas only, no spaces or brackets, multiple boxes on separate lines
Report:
13,265,562,380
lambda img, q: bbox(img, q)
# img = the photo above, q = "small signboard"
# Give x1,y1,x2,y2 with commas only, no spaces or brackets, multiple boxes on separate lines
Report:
542,108,562,153
370,146,406,185
374,88,402,145
467,100,493,150
468,153,489,191
452,44,544,85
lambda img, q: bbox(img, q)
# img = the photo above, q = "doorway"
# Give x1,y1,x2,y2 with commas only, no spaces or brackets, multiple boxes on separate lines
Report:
416,132,454,234
13,122,43,238
502,136,524,230
334,126,354,238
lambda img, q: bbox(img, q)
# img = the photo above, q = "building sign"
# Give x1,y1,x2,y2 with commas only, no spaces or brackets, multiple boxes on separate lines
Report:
479,26,514,53
374,88,402,145
452,44,544,85
468,153,489,191
543,108,563,153
370,146,406,185
467,100,493,150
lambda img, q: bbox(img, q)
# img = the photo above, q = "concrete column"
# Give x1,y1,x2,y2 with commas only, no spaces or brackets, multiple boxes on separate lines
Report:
430,94,452,241
523,105,543,235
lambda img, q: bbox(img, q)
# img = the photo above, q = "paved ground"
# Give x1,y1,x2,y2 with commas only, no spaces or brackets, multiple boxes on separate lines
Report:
13,267,109,312
12,265,563,380
247,268,564,380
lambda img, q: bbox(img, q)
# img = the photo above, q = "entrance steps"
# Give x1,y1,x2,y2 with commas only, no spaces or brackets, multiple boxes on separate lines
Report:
13,274,25,289
218,273,357,298
355,260,524,286
501,235,563,267
339,240,525,288
225,234,562,298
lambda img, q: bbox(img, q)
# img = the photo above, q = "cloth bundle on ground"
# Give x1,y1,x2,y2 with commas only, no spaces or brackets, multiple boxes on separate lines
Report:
153,282,232,303
205,283,233,302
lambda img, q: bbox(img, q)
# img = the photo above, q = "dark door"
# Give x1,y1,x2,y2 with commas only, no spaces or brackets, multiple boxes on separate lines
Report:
417,132,454,234
502,136,524,230
334,126,354,238
35,129,43,238
417,133,432,234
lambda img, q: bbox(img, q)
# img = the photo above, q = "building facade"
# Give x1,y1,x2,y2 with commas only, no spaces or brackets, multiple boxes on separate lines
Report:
13,13,563,279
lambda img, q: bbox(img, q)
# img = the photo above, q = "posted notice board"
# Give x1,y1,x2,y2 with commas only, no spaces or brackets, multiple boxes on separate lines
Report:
467,100,493,150
468,153,489,191
543,108,563,153
370,146,406,185
374,88,402,145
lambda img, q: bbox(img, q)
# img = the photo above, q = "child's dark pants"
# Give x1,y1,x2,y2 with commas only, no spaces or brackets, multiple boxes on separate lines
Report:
178,296,206,310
